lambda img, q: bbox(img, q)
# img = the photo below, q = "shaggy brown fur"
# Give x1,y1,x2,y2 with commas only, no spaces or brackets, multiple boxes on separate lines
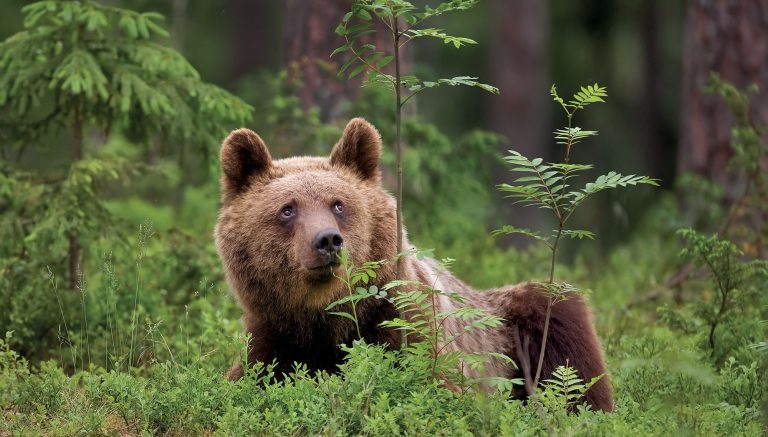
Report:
215,118,614,411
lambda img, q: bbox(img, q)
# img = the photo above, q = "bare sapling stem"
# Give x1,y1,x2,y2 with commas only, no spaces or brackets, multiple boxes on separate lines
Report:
533,222,563,387
394,23,403,276
532,111,573,388
390,16,409,349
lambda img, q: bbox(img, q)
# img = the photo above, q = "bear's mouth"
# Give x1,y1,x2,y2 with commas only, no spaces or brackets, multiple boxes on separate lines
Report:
306,261,341,284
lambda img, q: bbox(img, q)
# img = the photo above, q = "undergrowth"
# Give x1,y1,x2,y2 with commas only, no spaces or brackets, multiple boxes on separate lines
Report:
0,211,765,435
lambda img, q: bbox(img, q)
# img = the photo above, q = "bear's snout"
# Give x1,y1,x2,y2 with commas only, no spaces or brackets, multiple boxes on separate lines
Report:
312,228,343,264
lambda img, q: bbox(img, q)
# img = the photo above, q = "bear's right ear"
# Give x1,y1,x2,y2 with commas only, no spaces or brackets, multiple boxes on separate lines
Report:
220,128,272,196
329,118,382,182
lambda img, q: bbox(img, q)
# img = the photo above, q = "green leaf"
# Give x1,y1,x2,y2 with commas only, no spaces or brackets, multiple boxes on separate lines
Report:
331,44,350,57
348,63,367,79
376,55,394,69
354,8,372,20
491,225,548,245
328,312,359,323
561,229,595,240
338,57,357,75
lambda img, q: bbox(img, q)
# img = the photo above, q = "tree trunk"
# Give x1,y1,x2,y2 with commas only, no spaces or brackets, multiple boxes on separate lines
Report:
640,0,674,183
171,0,187,52
678,0,768,191
487,0,550,241
229,0,282,81
282,0,353,121
282,0,396,121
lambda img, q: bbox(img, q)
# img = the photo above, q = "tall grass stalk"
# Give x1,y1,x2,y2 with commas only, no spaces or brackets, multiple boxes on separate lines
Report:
129,222,152,369
48,266,76,371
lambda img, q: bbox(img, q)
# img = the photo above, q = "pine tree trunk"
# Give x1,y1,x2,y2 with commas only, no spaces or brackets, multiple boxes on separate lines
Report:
229,0,281,80
282,0,395,121
487,0,550,242
678,0,768,193
282,0,352,121
639,0,674,183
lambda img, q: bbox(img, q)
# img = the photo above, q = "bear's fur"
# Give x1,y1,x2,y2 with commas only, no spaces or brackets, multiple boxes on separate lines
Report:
215,118,614,411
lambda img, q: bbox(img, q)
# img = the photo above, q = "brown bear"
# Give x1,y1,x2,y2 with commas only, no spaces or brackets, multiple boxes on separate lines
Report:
215,118,614,411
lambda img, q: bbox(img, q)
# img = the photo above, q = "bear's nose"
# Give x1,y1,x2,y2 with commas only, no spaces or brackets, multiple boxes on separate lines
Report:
313,229,343,260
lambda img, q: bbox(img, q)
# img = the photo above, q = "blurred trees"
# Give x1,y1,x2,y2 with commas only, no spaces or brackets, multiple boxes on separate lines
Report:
640,0,672,183
0,1,251,288
678,0,768,193
281,0,400,122
3,0,755,255
488,0,549,161
487,0,550,240
283,0,353,120
229,0,280,80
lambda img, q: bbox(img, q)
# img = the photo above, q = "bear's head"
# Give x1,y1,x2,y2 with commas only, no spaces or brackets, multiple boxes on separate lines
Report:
215,118,397,319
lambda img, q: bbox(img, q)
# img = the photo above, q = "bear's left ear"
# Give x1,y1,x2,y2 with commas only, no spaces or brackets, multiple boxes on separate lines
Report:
220,128,272,197
330,118,382,182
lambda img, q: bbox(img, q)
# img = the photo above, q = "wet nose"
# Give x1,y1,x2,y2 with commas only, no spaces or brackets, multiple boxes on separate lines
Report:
313,228,343,260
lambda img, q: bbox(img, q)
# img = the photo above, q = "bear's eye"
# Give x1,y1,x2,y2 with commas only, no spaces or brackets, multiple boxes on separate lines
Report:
332,201,343,214
280,205,295,219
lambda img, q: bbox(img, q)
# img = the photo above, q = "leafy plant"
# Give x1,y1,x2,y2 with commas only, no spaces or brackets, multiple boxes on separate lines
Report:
540,363,602,420
382,296,517,393
380,255,518,393
677,228,768,363
326,248,518,393
0,0,252,287
333,0,498,276
495,83,658,391
704,73,767,256
326,248,389,339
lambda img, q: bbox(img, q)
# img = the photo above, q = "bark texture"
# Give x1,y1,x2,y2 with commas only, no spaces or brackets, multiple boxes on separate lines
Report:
487,0,550,242
283,0,356,121
488,0,550,160
678,0,768,188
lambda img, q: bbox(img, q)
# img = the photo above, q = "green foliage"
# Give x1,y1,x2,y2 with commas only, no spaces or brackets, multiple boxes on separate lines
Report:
379,256,518,393
16,360,67,415
326,248,389,339
346,85,503,250
497,85,658,254
0,332,30,408
334,0,497,265
704,73,765,178
0,1,250,362
679,74,767,256
333,0,496,100
0,0,252,147
2,336,765,435
497,83,658,396
327,249,518,393
676,228,768,365
660,79,767,404
235,68,343,156
536,364,603,434
718,357,761,408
